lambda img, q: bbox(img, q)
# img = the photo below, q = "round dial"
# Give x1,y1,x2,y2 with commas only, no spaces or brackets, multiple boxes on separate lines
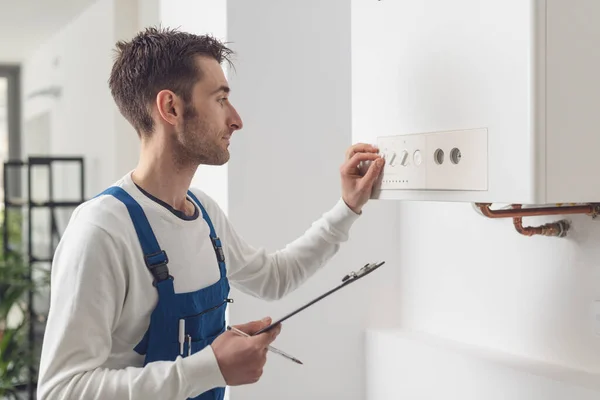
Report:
413,150,422,166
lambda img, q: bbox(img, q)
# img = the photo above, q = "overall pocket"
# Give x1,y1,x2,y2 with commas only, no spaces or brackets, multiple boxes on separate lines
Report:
179,298,233,348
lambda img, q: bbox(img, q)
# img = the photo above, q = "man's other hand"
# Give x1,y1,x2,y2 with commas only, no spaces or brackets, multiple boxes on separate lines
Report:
211,317,282,386
340,143,384,214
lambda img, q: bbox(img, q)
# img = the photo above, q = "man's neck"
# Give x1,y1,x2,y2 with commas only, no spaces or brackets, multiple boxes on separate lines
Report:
132,144,198,215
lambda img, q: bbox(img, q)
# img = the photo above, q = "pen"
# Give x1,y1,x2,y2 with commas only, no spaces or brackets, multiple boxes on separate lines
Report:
227,325,303,365
179,319,185,356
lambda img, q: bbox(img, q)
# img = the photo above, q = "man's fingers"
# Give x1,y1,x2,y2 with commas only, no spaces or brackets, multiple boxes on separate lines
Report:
232,321,261,335
346,143,379,160
341,152,382,175
361,157,385,185
234,317,272,335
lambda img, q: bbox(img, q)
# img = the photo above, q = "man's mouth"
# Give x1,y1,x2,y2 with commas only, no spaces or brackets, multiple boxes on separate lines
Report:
222,131,233,144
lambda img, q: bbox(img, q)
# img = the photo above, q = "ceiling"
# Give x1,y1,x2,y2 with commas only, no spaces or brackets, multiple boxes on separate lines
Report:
0,0,97,63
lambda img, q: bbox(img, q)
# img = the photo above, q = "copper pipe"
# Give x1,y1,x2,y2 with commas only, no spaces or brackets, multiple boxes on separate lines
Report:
476,203,599,218
511,205,570,237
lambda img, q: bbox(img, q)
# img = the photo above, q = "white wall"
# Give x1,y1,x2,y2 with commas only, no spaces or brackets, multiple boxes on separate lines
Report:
366,330,600,400
395,202,600,372
138,0,160,30
226,1,401,399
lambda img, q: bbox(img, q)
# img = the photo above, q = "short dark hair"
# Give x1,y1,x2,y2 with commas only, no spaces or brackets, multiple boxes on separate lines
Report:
108,26,234,136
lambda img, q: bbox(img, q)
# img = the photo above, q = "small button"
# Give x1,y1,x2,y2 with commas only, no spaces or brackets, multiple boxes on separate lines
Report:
413,150,422,166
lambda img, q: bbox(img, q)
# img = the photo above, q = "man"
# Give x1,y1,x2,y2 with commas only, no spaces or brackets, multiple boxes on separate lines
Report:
37,27,384,400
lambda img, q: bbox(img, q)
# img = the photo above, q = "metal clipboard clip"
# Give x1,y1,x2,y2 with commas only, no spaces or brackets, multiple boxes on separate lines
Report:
342,261,386,283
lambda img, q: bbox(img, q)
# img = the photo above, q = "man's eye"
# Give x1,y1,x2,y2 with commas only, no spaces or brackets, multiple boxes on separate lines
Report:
219,98,228,105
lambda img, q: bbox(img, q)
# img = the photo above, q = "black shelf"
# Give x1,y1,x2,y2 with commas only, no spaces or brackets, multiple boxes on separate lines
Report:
2,156,85,400
5,199,84,208
29,256,54,263
28,156,85,164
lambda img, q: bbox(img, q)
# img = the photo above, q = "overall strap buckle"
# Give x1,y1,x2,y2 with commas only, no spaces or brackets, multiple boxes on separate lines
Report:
145,250,171,284
211,237,226,263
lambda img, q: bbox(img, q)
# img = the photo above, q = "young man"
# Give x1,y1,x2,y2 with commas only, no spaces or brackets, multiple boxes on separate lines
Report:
37,27,384,400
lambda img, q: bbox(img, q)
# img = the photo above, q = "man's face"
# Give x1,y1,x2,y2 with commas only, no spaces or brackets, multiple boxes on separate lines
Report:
172,56,243,166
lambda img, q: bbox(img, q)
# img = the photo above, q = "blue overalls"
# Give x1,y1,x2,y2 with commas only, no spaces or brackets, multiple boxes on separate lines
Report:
98,186,230,400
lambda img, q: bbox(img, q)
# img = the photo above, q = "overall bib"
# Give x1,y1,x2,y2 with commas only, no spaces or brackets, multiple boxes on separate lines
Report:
99,186,230,400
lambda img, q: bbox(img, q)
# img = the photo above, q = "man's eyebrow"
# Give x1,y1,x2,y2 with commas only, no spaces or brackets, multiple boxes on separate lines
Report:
211,85,230,95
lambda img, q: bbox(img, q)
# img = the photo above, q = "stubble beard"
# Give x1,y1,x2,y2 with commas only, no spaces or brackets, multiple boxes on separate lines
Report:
172,106,230,169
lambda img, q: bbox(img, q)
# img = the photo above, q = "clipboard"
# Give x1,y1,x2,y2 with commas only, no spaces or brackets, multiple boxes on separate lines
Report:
252,261,386,336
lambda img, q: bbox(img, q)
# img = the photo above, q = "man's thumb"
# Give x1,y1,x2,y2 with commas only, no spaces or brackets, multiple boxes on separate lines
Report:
364,157,384,183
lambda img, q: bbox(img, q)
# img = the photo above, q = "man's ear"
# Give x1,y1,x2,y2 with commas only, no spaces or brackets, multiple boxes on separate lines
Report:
155,89,183,127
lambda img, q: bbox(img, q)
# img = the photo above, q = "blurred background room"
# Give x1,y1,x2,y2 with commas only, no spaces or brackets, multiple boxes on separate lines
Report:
1,1,600,400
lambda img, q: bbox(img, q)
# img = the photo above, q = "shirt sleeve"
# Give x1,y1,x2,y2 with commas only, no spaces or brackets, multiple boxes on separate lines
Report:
37,220,225,400
219,198,361,300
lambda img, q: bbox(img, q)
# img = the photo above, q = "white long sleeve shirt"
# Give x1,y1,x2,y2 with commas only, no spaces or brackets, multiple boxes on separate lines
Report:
37,172,360,400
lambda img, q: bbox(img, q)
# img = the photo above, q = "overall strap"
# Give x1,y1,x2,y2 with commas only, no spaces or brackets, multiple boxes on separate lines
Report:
96,187,170,284
187,190,227,279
